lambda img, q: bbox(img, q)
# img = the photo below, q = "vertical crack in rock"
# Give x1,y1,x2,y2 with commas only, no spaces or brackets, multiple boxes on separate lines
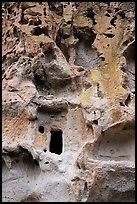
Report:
2,2,135,202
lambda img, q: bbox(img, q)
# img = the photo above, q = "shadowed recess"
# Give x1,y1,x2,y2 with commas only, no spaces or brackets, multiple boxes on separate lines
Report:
50,130,63,155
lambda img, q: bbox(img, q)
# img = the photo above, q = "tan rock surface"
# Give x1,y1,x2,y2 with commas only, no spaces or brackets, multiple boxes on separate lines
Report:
2,2,135,202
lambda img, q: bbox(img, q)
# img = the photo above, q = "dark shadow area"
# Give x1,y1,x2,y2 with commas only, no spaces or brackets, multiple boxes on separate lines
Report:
38,126,44,134
123,42,135,93
31,26,48,36
85,7,97,25
48,2,63,16
50,130,63,155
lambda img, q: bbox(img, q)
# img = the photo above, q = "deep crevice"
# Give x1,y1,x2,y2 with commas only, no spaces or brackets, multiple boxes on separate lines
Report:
125,94,131,107
56,28,70,62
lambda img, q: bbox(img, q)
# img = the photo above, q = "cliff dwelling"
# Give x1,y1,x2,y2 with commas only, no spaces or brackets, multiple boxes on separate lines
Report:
2,2,135,202
50,130,63,155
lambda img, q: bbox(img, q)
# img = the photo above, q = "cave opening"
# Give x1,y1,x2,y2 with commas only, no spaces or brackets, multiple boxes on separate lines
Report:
38,126,45,134
49,130,63,155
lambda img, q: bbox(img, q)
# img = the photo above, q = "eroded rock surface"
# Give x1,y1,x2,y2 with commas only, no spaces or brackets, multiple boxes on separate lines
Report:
2,2,135,202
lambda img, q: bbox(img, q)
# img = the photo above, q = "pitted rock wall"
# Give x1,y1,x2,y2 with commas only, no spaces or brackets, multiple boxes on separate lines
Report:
2,2,135,202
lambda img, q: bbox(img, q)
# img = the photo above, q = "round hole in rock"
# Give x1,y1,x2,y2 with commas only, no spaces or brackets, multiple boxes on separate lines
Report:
45,161,49,164
38,126,44,134
93,120,98,125
49,130,63,155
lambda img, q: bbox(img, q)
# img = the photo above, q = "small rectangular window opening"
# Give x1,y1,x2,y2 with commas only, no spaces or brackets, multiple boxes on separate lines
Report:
50,130,63,155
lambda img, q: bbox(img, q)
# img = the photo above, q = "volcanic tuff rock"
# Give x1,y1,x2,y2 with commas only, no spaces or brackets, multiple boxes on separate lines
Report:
2,2,135,202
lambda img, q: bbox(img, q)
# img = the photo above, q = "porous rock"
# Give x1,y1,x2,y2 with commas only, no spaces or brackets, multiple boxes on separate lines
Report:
2,2,135,202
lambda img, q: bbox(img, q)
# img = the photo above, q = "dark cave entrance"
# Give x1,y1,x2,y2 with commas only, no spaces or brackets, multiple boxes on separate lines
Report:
38,126,45,134
49,130,63,155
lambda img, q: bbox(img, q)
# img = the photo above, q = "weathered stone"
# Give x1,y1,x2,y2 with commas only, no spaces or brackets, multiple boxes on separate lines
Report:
2,2,135,202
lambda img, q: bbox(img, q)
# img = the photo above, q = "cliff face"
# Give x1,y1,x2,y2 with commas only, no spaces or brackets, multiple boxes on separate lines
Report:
2,2,135,202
